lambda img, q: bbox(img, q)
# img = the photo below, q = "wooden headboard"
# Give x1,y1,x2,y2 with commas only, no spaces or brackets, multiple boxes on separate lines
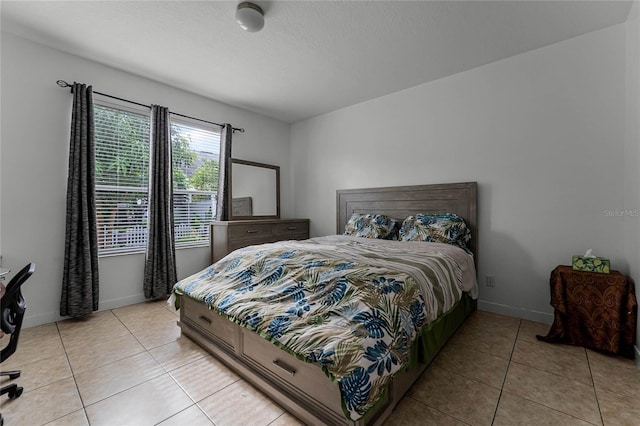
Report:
336,182,478,263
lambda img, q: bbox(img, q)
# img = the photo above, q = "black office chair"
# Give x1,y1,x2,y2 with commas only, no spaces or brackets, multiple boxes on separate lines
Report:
1,263,36,402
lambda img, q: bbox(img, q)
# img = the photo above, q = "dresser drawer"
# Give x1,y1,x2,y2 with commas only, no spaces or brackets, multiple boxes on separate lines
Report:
228,223,273,241
211,219,310,263
241,329,342,412
182,298,239,352
273,221,309,238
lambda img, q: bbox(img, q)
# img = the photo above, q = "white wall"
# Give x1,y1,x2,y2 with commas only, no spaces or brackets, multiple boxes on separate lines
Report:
624,1,640,362
291,24,628,324
0,32,291,327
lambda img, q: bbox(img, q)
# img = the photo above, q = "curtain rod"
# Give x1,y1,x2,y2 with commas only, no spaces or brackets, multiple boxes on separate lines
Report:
56,80,245,133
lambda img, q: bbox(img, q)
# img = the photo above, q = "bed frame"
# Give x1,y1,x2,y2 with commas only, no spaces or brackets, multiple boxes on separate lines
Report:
178,182,478,425
336,182,478,268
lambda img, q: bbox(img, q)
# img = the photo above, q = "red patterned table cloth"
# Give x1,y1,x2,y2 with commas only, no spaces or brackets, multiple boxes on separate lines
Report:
537,265,637,358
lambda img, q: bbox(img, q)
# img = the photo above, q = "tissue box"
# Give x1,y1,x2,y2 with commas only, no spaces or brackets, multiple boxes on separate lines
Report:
572,256,610,274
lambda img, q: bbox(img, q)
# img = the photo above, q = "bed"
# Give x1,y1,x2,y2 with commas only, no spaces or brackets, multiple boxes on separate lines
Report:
172,182,478,425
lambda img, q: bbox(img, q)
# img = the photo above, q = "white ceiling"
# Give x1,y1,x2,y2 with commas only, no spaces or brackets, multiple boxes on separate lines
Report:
1,1,633,123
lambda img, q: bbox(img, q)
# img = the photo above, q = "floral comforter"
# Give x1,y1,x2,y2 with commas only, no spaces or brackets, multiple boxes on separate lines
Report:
172,235,476,420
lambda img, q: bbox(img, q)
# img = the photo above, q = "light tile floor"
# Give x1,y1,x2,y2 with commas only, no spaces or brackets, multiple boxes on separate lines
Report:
1,301,639,425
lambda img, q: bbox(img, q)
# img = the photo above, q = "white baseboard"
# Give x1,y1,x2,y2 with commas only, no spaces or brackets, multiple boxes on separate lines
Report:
635,345,640,370
477,300,554,325
23,293,148,328
98,293,147,311
22,311,66,329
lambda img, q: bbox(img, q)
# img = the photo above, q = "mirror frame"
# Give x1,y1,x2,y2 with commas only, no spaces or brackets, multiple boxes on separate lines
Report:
228,158,280,220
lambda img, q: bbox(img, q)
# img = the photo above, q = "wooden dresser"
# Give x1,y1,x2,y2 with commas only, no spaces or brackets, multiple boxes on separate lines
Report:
210,219,310,263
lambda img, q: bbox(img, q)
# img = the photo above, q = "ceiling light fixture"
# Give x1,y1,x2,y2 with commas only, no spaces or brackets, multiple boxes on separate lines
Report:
236,2,264,33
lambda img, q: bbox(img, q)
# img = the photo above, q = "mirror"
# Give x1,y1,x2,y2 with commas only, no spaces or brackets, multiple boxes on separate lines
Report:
229,158,280,220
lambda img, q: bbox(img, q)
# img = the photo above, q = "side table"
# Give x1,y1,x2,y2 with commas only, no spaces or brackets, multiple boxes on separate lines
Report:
537,265,637,358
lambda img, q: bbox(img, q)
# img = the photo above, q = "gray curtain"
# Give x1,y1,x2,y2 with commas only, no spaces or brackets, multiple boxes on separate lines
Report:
143,105,177,299
61,83,99,317
215,124,233,221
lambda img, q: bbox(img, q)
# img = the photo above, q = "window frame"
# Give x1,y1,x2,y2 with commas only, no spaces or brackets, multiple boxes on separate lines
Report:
169,115,221,250
93,96,221,257
94,97,151,257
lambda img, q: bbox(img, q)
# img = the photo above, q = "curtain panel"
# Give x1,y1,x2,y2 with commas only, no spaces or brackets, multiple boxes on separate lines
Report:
215,124,233,221
60,83,100,317
143,105,177,299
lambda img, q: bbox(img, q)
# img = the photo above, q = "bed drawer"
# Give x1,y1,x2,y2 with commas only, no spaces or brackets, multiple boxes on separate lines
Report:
241,329,342,412
182,299,238,352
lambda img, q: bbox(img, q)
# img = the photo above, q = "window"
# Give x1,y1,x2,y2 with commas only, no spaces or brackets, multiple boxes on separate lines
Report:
171,119,220,247
94,101,220,255
95,102,150,255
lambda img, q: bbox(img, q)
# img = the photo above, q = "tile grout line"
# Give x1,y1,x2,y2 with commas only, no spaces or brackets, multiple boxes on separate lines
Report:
402,314,515,425
507,357,594,385
80,307,184,420
61,307,164,424
84,310,233,425
6,318,206,426
500,328,604,426
406,396,474,425
104,304,216,425
152,405,215,426
445,325,518,360
489,318,521,425
585,350,606,426
0,325,89,425
9,307,630,425
55,320,91,425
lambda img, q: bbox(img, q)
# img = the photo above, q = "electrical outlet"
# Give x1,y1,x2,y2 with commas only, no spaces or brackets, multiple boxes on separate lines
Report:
485,275,496,288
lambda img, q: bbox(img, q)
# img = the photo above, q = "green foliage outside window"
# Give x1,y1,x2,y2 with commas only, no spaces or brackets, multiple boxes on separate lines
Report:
95,106,219,191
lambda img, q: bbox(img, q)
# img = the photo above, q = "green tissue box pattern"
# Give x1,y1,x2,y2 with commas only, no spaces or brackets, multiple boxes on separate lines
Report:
572,256,610,274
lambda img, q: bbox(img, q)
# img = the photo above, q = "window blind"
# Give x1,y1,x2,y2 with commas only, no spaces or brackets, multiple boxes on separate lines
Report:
95,104,150,255
171,120,221,246
94,102,221,255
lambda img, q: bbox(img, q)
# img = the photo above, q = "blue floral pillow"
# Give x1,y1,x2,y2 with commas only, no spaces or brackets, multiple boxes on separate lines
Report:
343,213,399,240
399,213,471,252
